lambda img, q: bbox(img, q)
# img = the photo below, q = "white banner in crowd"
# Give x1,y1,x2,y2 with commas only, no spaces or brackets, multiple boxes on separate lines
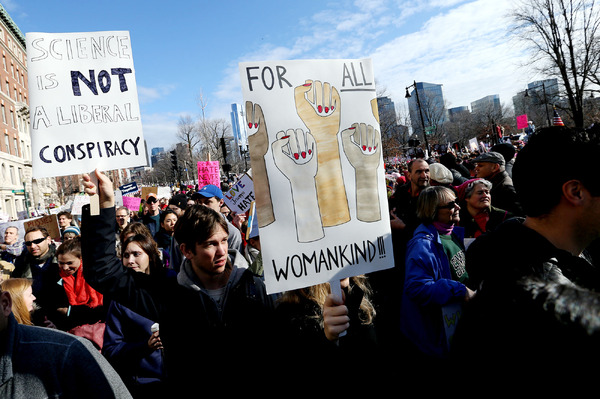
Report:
26,31,146,178
239,58,394,294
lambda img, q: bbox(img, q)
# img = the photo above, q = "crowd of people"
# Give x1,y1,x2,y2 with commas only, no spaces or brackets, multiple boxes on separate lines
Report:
1,124,600,395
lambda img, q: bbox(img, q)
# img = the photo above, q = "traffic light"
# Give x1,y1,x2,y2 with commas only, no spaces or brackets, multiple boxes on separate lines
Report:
170,150,178,171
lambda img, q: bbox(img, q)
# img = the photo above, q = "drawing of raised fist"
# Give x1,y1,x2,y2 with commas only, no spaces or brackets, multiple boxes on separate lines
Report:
294,80,350,227
272,129,324,243
245,101,275,227
341,122,382,222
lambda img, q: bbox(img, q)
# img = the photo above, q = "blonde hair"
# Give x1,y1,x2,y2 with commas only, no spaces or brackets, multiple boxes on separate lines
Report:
1,278,33,325
416,186,455,224
279,275,375,326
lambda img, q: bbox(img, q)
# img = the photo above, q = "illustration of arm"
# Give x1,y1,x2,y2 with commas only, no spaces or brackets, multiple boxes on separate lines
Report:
294,80,350,227
245,101,275,227
272,129,324,243
341,123,382,222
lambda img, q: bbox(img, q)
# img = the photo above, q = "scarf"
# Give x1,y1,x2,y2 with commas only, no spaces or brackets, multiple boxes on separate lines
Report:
60,264,103,308
473,212,490,238
433,221,454,235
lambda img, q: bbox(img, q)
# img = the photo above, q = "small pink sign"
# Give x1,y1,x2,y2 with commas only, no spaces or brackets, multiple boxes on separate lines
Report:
197,161,221,188
516,114,528,130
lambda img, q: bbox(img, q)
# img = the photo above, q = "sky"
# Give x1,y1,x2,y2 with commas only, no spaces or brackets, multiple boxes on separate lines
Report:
4,0,536,157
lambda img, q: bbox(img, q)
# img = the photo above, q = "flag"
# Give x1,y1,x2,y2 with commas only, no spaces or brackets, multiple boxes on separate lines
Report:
553,107,565,126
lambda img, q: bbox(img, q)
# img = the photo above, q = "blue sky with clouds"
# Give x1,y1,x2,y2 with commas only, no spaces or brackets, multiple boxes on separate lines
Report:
5,0,534,155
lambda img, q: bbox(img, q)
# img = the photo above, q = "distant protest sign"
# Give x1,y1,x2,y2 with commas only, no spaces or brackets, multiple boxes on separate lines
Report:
24,214,60,241
119,181,139,195
223,174,255,214
239,58,394,294
197,161,220,188
26,31,146,179
71,194,90,215
122,196,141,212
516,114,528,130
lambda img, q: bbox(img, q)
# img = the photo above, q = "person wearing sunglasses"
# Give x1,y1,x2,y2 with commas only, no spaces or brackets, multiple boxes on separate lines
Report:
141,193,162,239
12,227,59,299
399,186,476,372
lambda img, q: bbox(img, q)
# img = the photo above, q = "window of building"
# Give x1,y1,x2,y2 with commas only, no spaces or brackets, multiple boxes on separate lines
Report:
4,134,9,154
10,110,14,128
1,105,6,124
9,165,15,184
13,138,19,157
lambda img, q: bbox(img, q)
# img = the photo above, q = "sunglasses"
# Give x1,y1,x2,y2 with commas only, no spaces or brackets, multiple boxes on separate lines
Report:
147,197,157,204
25,237,46,246
437,200,459,210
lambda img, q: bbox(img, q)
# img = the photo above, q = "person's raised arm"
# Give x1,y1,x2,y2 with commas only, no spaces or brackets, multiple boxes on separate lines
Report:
82,169,115,209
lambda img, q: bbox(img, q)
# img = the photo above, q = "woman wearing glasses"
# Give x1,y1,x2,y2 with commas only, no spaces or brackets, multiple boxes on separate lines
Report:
399,186,476,370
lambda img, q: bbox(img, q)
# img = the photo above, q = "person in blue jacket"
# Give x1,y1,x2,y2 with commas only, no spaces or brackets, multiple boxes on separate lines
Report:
399,186,476,368
102,233,167,398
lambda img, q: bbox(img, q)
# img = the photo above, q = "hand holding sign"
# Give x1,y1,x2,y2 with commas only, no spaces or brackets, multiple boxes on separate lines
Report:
82,169,115,210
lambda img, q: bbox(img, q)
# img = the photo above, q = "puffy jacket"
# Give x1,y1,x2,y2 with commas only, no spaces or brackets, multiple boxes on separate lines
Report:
400,223,467,358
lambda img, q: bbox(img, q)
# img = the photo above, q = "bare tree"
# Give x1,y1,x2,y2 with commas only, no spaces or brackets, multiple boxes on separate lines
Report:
176,115,201,183
511,0,600,127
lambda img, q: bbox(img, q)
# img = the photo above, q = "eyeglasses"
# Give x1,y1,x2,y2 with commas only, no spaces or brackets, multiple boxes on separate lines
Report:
437,200,459,210
25,237,46,246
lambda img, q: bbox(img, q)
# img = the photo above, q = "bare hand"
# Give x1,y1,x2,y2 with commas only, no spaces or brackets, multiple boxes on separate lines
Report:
82,169,115,209
323,292,350,341
147,330,163,351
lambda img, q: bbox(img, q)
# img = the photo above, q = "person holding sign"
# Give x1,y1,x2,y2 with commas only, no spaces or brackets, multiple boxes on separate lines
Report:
80,170,278,394
399,186,475,367
274,276,378,372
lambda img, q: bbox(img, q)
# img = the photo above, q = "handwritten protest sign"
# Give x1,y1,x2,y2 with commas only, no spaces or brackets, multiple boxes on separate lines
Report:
122,196,141,212
157,186,171,199
141,187,157,200
26,31,146,179
516,114,528,130
197,161,220,188
239,58,393,294
71,194,91,215
223,174,255,214
24,214,60,241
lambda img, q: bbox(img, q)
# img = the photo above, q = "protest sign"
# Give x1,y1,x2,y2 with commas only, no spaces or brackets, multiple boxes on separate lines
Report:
141,186,157,200
71,194,91,215
26,31,146,178
157,186,171,199
197,161,220,188
24,214,60,241
122,196,141,212
239,58,393,294
119,181,139,195
223,174,255,214
516,114,528,130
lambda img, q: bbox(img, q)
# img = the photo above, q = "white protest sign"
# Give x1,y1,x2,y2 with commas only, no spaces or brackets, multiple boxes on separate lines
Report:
71,194,91,215
223,174,255,214
239,58,394,294
157,186,172,199
26,31,146,178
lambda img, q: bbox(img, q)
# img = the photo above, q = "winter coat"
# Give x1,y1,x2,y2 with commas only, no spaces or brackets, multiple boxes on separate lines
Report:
81,205,278,395
0,313,131,398
400,223,468,358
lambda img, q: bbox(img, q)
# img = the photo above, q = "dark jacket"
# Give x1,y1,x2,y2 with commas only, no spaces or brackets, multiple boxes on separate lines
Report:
102,301,165,397
12,245,59,298
81,205,278,394
488,170,523,215
0,313,132,399
458,205,513,239
36,263,106,332
452,218,600,384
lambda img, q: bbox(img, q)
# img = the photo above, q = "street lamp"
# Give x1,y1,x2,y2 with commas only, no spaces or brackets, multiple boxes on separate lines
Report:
405,80,430,155
524,82,552,127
